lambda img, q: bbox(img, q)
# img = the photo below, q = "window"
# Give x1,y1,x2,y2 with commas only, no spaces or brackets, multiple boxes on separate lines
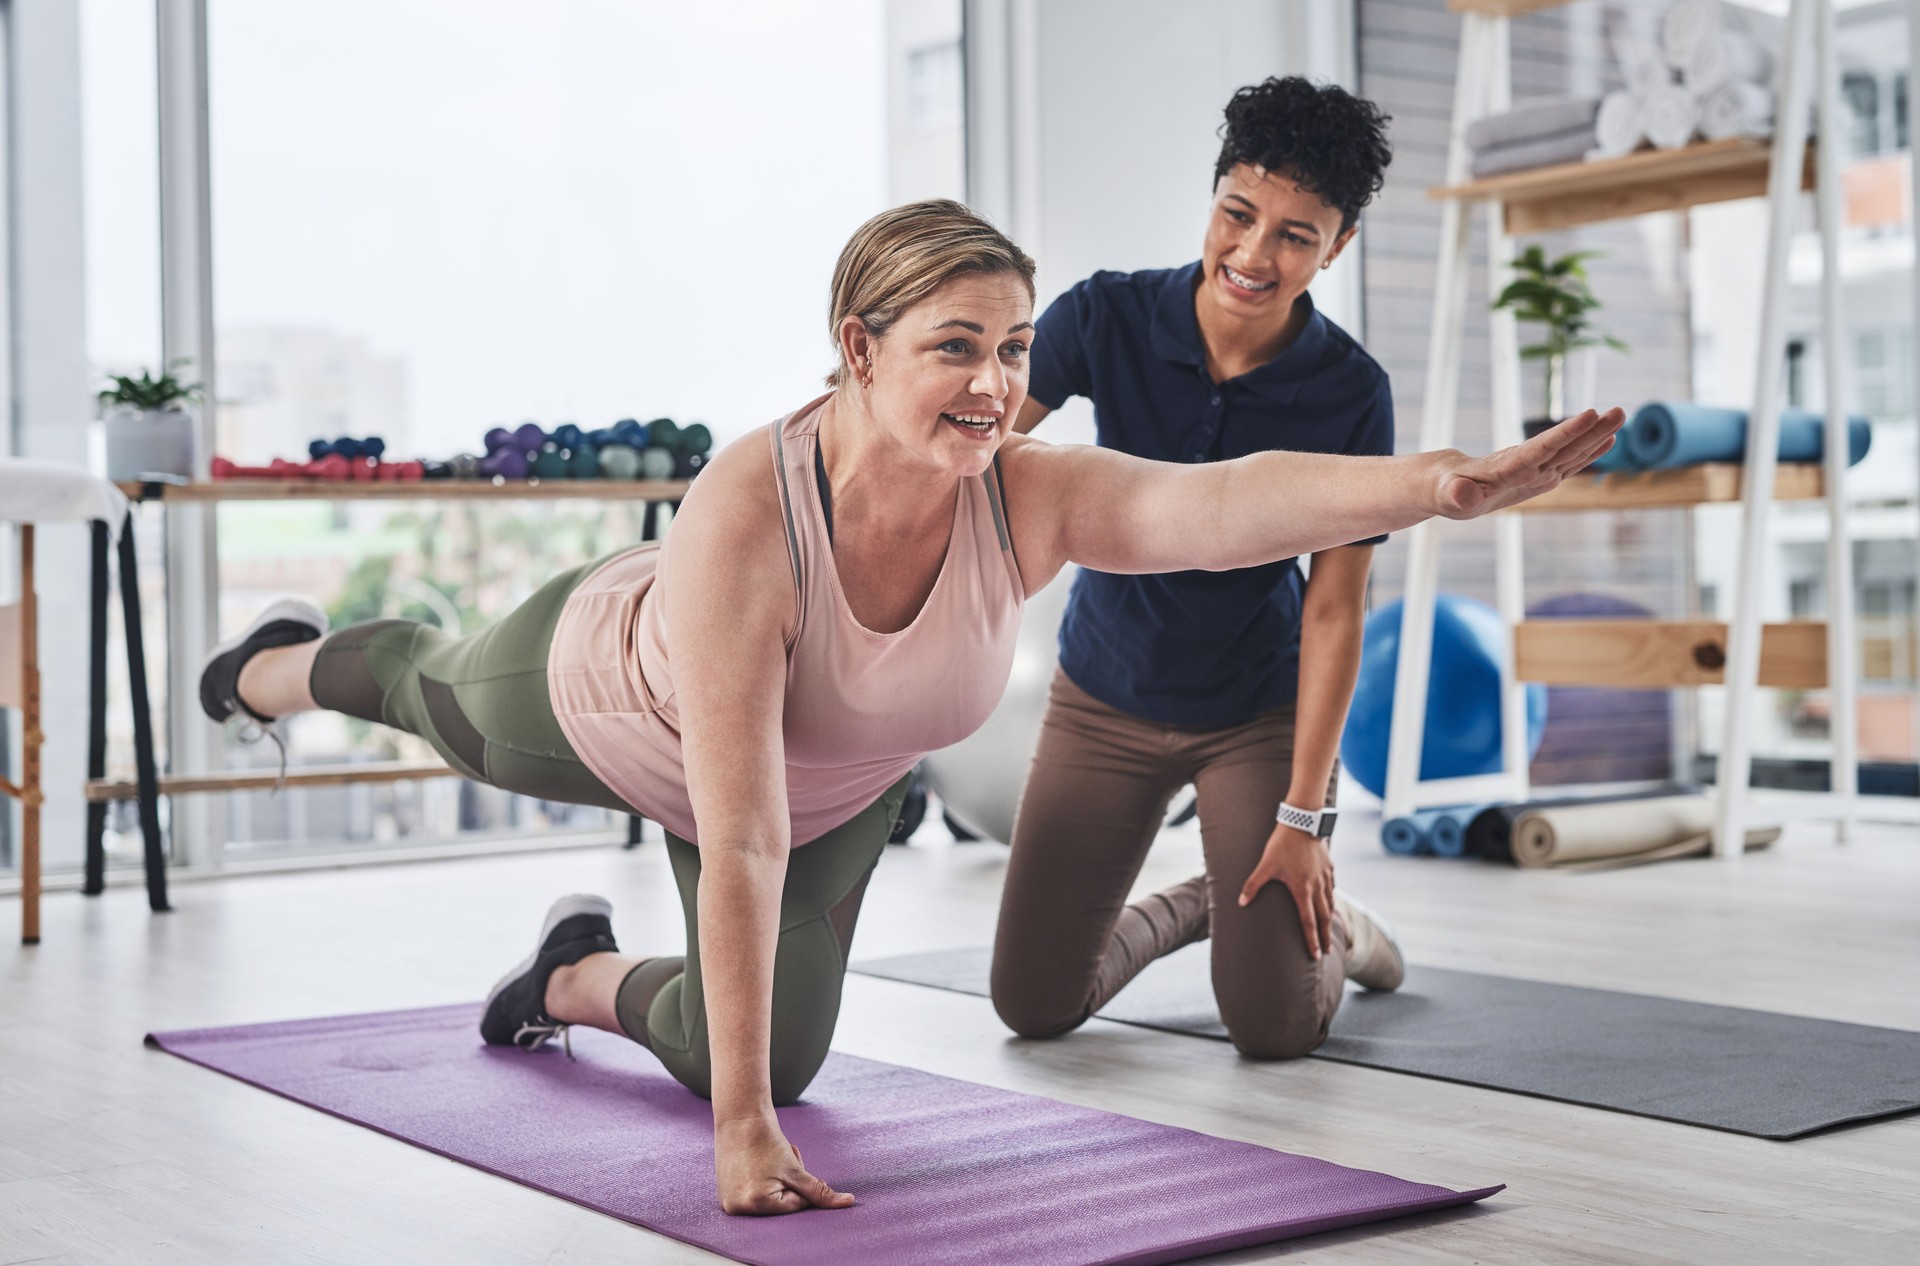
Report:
1844,71,1881,156
199,1,896,858
907,41,962,127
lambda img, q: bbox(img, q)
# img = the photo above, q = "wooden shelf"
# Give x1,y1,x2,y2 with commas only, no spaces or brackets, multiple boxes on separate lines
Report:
1514,619,1827,689
1515,462,1825,513
1448,0,1570,16
1431,138,1817,234
122,478,691,504
86,759,462,803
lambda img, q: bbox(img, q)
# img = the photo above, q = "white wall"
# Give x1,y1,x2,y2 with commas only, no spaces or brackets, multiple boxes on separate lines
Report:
6,0,93,869
965,0,1359,446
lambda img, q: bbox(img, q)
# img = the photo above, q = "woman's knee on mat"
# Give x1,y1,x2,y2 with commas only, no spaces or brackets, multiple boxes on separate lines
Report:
989,968,1096,1040
1223,1006,1332,1060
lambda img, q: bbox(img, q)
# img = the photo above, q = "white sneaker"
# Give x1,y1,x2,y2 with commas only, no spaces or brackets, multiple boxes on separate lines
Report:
1334,891,1405,992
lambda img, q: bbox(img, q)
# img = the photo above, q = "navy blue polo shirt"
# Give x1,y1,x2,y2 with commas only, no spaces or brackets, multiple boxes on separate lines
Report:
1030,262,1394,728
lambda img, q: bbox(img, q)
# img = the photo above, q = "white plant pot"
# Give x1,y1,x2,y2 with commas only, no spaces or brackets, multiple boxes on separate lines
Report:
102,406,197,480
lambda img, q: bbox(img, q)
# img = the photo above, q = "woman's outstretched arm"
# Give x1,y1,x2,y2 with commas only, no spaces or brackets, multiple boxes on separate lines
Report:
998,407,1624,595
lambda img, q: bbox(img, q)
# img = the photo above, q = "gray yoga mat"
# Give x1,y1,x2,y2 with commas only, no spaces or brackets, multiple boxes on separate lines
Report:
852,946,1920,1139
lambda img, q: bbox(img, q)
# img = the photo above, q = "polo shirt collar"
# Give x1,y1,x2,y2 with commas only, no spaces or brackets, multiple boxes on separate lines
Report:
1149,260,1331,405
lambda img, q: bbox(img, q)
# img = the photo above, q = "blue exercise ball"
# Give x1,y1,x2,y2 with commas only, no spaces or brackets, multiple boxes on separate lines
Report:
1340,595,1546,800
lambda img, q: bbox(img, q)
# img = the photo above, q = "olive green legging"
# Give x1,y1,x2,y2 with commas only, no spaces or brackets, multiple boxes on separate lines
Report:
308,555,910,1105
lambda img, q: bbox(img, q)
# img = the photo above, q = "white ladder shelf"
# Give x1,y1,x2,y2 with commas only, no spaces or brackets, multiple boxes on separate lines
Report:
1383,0,1860,855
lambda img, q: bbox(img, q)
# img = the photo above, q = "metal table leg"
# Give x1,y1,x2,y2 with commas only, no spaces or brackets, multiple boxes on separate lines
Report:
117,528,169,913
85,521,110,895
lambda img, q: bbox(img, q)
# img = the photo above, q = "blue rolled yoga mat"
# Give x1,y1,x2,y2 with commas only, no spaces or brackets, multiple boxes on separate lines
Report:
1380,808,1467,857
1623,403,1871,471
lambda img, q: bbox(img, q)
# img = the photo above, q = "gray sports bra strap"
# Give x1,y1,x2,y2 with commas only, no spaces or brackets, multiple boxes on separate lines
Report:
769,422,804,595
979,455,1013,553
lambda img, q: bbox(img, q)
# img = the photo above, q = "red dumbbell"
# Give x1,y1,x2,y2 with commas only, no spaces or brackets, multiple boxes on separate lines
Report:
211,456,286,479
372,460,425,481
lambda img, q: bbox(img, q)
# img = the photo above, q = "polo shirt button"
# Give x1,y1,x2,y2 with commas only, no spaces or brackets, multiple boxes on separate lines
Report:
1210,395,1222,406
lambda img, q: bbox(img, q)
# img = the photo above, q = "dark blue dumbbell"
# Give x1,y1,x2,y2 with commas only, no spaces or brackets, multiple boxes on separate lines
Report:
551,423,584,450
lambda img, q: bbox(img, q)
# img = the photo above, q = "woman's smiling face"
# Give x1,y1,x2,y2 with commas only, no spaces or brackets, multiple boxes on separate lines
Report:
843,271,1034,479
1198,163,1354,325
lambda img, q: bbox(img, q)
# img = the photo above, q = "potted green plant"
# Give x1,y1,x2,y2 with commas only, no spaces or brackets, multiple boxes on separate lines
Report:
1490,245,1626,430
98,359,202,480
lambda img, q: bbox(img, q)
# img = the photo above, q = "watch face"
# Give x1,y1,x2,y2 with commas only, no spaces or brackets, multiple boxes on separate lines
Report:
1316,811,1338,838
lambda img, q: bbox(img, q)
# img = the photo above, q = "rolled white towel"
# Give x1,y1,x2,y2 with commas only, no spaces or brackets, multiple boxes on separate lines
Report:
1607,20,1672,99
1641,83,1701,150
1662,0,1724,71
1592,89,1644,158
1698,79,1774,141
1683,31,1773,93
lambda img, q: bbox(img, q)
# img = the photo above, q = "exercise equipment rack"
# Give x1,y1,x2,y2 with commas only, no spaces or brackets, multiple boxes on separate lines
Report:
1384,0,1861,856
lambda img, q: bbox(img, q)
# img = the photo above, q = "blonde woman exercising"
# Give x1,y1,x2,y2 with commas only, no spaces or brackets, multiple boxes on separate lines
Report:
199,200,1623,1216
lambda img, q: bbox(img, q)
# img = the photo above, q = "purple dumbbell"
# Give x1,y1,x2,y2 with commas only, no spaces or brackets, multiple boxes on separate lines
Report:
479,446,529,480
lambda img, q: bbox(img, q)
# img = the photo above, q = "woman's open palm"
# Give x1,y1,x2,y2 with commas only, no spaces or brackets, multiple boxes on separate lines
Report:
1435,407,1627,519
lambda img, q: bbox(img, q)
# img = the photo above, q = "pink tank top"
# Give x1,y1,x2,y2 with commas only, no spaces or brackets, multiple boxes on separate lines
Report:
547,395,1025,845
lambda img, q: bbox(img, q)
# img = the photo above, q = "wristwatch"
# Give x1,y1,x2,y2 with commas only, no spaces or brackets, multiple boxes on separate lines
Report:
1277,802,1338,839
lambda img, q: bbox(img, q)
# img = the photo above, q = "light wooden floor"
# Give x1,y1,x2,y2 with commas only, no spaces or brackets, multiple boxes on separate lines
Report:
4,806,1917,1265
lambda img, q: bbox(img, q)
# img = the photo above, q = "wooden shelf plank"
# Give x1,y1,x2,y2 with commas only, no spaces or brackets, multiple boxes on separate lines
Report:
1448,0,1570,16
1515,462,1825,513
1430,138,1816,234
1514,619,1828,689
86,759,463,803
122,478,691,504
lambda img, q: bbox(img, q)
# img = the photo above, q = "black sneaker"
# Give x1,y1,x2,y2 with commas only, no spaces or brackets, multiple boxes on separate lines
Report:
481,894,620,1055
198,597,329,727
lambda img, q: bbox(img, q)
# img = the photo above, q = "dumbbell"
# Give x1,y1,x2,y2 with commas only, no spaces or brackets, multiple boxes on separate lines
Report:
674,450,709,479
646,418,680,451
567,444,601,479
675,423,712,456
531,442,570,480
307,436,388,461
612,418,649,448
372,460,425,481
640,447,676,481
551,423,584,450
597,443,642,480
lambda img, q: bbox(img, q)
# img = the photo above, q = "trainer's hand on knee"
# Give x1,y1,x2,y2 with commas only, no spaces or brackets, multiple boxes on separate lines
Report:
1237,827,1338,960
715,1118,855,1216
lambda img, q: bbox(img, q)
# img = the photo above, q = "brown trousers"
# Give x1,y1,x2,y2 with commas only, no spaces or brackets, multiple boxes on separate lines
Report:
991,669,1346,1058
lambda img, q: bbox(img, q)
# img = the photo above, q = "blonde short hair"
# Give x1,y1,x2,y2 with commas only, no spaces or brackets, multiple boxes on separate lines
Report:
826,199,1036,388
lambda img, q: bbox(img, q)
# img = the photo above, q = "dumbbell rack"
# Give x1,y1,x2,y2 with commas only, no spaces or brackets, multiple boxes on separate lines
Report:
1383,0,1859,856
87,477,689,909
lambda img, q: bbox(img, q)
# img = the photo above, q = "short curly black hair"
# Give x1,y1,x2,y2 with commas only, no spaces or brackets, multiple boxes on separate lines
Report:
1214,77,1393,234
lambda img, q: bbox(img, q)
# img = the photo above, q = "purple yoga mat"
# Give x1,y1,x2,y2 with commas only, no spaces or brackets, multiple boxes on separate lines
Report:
148,1004,1500,1266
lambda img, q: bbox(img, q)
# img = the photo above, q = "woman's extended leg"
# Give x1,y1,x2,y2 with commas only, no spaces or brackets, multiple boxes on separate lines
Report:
212,557,635,814
234,640,321,717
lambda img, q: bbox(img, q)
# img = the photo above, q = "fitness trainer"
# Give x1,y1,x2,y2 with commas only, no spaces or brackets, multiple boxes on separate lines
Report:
996,78,1404,1057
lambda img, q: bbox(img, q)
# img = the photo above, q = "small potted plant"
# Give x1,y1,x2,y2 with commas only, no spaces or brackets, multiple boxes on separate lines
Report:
98,358,202,480
1490,245,1626,433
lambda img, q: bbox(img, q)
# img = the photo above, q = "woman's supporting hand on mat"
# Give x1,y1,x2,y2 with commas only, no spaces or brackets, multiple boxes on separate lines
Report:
716,1117,855,1215
1237,827,1338,959
1430,407,1626,519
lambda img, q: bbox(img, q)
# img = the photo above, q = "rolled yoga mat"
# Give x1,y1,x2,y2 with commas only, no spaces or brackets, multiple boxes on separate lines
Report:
852,952,1920,1139
1623,402,1872,470
1507,794,1778,870
148,1005,1501,1266
1381,808,1467,857
1464,787,1738,865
